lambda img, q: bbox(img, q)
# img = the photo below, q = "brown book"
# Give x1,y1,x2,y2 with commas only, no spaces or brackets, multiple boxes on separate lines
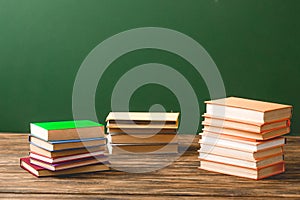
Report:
202,114,289,133
107,133,178,144
108,143,178,154
20,157,109,177
107,121,178,129
205,97,292,123
198,145,283,161
30,144,106,158
199,160,285,180
202,125,290,140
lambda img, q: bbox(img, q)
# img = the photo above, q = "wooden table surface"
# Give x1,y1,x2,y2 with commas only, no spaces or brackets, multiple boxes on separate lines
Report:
0,133,300,199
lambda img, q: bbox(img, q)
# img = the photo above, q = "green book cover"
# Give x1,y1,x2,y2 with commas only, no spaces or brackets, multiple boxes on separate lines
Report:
32,120,103,130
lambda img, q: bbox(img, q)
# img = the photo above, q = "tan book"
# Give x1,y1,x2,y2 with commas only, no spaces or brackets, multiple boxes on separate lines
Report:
202,125,290,140
107,121,178,129
108,143,178,154
202,114,289,133
199,160,285,180
30,136,106,151
106,112,180,126
205,97,292,123
198,145,283,161
21,157,109,177
30,144,106,158
199,133,285,152
107,133,178,144
107,128,177,134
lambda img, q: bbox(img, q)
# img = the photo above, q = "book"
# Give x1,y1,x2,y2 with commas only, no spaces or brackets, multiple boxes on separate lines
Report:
198,153,283,169
30,120,105,141
198,145,283,161
107,133,177,144
106,112,180,125
199,160,285,180
30,155,108,171
20,157,109,177
30,144,106,158
108,143,178,154
199,134,285,152
202,114,289,133
29,136,106,151
107,121,178,129
30,151,105,164
107,128,177,134
205,97,292,123
202,125,290,140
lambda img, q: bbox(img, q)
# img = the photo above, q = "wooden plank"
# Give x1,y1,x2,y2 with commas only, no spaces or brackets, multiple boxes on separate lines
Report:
0,133,299,198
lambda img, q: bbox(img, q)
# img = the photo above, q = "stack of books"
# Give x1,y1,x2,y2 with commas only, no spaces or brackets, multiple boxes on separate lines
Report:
20,120,110,177
198,97,292,180
106,112,179,154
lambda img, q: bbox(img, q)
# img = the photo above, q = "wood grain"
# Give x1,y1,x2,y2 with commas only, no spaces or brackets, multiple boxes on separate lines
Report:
0,133,299,199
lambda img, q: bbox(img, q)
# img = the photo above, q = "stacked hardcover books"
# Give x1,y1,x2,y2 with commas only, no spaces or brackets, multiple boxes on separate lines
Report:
106,112,179,154
20,120,109,177
198,97,292,180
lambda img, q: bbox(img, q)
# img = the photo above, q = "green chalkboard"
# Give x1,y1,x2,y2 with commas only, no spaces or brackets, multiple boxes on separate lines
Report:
0,0,299,135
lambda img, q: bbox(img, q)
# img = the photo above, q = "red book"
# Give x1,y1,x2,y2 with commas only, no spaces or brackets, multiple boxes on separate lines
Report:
20,157,110,177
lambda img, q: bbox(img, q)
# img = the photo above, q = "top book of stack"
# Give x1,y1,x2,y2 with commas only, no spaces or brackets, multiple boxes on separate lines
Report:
205,97,292,124
106,112,179,134
30,120,105,141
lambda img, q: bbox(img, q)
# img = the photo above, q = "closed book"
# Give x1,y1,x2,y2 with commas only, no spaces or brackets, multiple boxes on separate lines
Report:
199,133,285,152
108,143,178,154
20,157,109,177
106,112,180,125
205,97,292,123
30,120,105,141
29,136,106,151
107,128,177,134
202,114,289,133
30,144,106,158
198,145,283,161
30,151,105,164
107,121,178,129
198,153,283,169
199,160,285,180
30,155,108,171
107,133,177,144
202,125,290,140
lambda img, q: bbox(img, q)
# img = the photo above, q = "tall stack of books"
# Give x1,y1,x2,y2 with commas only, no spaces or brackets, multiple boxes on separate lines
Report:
106,112,179,154
198,97,292,180
20,120,110,177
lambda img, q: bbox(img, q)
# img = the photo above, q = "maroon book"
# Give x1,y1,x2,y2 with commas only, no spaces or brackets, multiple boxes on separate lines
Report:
20,157,110,177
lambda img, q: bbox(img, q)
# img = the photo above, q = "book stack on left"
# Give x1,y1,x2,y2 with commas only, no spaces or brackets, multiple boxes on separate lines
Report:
20,120,110,177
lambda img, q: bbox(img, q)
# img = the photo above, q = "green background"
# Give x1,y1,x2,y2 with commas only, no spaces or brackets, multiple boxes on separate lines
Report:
0,0,299,134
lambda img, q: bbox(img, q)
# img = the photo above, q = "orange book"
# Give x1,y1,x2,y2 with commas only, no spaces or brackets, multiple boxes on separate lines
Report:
205,97,292,124
199,160,285,180
202,114,290,133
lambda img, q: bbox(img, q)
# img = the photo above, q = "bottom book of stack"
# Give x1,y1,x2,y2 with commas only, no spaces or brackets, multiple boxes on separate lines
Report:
20,157,109,177
198,133,286,180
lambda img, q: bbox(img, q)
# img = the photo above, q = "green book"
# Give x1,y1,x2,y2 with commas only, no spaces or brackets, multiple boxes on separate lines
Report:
30,120,105,141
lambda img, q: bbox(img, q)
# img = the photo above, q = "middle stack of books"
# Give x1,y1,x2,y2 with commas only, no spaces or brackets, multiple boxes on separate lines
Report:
25,120,109,177
106,112,179,155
